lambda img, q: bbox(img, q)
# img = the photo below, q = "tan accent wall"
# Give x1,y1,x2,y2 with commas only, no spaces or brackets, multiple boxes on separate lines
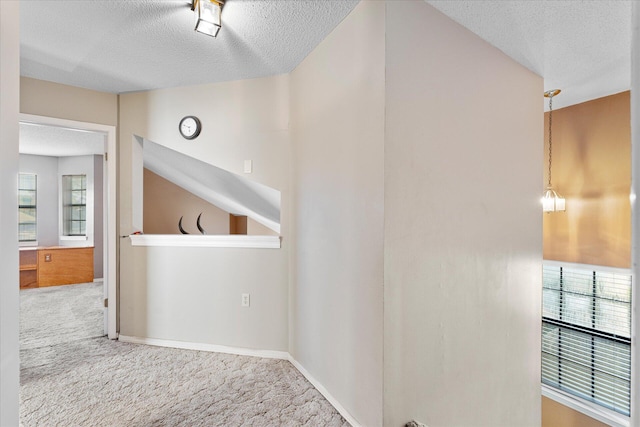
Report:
143,168,230,235
247,217,277,236
542,397,607,427
20,77,118,126
543,91,631,268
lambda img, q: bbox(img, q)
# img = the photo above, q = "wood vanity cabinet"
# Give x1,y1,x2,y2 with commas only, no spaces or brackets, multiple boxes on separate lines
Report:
19,246,94,288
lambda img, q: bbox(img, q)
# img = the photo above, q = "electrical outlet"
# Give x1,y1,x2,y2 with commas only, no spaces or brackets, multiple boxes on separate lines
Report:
242,293,250,307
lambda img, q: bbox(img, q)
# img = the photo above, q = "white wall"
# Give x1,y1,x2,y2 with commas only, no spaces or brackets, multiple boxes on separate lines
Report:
383,2,543,426
118,75,290,353
0,1,20,425
289,2,385,425
19,154,59,247
119,243,288,351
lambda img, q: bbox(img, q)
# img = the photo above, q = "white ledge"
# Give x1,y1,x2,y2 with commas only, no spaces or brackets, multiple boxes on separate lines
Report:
129,234,281,249
59,235,88,241
542,385,630,427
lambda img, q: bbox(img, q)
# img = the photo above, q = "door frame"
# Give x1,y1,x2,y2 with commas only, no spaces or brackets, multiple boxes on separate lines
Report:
19,113,117,339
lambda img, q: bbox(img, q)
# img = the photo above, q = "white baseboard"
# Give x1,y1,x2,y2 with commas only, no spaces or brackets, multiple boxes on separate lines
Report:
117,335,359,426
287,356,361,427
117,335,290,360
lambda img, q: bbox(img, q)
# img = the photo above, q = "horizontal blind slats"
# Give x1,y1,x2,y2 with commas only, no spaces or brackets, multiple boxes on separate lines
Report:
541,263,631,416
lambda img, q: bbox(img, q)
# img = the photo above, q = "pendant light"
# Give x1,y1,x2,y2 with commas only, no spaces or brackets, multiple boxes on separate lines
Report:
542,89,565,212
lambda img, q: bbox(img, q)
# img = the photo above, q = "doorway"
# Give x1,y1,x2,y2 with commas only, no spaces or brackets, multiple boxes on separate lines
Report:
18,114,116,339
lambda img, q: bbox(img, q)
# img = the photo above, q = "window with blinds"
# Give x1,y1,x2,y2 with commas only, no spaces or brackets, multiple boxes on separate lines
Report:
542,263,632,416
18,173,37,242
62,174,87,236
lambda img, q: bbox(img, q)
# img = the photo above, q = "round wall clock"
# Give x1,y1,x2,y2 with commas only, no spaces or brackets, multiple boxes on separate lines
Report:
179,116,202,140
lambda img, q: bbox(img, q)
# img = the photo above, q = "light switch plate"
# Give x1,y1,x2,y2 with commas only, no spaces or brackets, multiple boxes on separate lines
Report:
243,160,252,173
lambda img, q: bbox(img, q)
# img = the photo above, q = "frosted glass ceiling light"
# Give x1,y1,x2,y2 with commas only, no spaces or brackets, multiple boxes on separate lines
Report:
193,0,223,38
542,89,565,213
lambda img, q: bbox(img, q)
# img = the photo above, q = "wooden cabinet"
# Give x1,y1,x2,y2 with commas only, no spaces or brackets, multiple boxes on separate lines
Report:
19,248,38,289
19,246,94,289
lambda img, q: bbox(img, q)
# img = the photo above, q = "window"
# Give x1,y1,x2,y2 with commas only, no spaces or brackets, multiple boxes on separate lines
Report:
62,174,87,236
18,173,37,242
542,262,631,416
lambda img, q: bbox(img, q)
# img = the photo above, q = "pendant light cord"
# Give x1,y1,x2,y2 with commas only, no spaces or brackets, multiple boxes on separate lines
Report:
547,94,553,188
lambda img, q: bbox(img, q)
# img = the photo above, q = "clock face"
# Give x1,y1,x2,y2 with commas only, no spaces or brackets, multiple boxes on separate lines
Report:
179,116,201,140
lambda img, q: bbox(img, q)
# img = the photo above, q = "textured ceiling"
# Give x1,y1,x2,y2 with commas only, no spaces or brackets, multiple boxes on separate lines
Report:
20,0,359,94
20,1,632,108
18,1,633,232
20,123,105,157
426,0,632,110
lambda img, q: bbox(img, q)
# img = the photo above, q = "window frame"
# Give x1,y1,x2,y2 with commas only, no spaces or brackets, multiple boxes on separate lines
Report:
62,174,87,237
18,173,37,244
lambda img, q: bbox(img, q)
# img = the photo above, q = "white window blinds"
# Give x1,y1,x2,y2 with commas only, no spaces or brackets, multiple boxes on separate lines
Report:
542,262,632,416
18,173,37,242
62,174,87,236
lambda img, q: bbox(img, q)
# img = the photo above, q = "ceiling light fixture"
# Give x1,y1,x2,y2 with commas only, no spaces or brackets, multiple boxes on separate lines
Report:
192,0,223,38
542,89,565,213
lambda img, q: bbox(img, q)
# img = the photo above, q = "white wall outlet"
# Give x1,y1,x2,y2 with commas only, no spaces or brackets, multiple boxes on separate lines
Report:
241,293,250,307
243,159,252,173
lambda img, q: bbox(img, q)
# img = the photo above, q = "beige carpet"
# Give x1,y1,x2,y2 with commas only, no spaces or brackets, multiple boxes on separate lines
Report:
20,283,349,426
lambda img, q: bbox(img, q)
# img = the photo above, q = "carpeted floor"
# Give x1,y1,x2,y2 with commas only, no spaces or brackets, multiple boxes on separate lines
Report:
20,282,349,427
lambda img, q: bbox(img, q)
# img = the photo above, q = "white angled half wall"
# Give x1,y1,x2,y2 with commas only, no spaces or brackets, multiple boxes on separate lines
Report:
142,139,281,233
